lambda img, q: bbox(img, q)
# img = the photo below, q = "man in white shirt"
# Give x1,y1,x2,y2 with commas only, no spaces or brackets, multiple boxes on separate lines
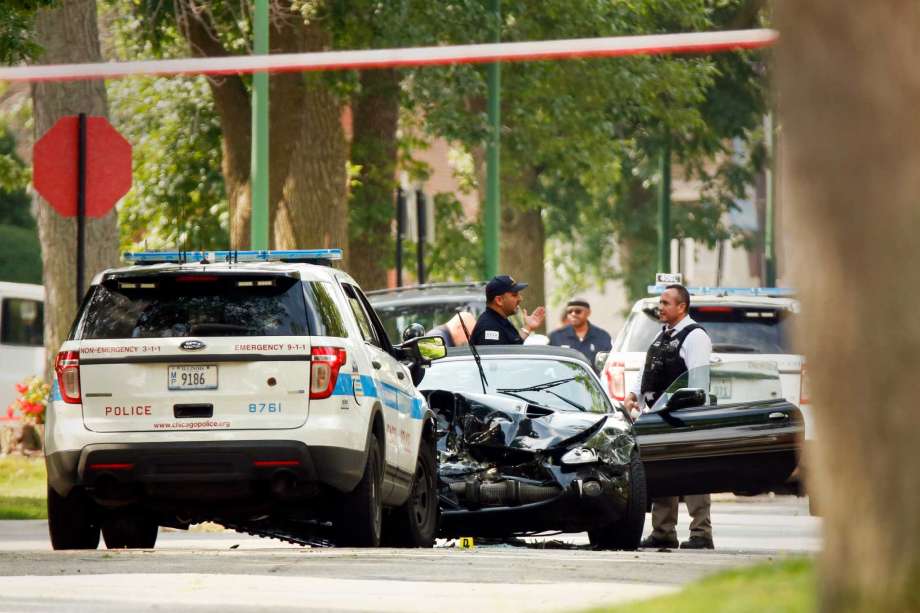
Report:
624,284,714,550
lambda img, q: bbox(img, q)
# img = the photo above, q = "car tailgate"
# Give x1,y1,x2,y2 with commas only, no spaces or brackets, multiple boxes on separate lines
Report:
79,338,311,432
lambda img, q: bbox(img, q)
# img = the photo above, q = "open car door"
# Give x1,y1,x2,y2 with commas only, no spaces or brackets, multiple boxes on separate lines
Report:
634,360,802,498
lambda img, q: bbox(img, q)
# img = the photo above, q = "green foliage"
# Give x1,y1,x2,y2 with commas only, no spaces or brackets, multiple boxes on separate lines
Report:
403,192,483,282
110,75,229,251
105,4,228,251
583,557,816,613
403,0,768,303
0,0,53,65
0,224,41,284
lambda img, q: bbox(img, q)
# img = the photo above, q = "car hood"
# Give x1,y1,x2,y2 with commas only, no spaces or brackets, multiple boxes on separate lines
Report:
434,390,610,454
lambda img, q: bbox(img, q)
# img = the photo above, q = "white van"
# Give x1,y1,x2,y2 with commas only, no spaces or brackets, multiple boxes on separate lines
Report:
0,282,45,412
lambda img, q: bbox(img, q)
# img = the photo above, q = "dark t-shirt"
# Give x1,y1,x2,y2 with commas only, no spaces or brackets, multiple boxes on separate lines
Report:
470,308,523,345
427,325,455,348
548,323,612,368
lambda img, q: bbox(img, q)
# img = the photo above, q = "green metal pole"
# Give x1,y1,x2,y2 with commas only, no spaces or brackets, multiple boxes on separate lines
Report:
657,133,671,273
250,0,270,250
484,0,501,278
764,112,777,286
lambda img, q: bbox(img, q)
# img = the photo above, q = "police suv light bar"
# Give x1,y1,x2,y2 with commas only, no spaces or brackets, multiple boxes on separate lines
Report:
123,249,343,265
646,285,796,297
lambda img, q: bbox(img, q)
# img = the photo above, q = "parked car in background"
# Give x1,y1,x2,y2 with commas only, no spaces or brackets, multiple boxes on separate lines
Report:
0,282,45,412
367,282,488,342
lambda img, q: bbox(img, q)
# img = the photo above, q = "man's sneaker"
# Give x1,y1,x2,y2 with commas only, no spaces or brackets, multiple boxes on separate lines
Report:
639,534,679,549
680,535,714,550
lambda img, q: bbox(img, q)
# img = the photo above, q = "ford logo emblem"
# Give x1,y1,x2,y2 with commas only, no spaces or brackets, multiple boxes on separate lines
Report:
180,340,206,351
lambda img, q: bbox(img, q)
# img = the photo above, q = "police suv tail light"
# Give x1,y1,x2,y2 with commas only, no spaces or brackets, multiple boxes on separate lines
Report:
310,347,346,399
800,362,810,405
605,359,626,401
54,350,81,404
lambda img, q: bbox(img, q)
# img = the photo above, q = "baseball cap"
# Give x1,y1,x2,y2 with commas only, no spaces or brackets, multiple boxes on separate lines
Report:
486,275,528,301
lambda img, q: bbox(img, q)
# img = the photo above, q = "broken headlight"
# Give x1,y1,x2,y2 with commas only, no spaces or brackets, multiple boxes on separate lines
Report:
561,447,599,465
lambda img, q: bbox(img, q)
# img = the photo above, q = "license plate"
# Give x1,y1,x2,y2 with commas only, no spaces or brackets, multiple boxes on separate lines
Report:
168,365,218,391
711,379,732,400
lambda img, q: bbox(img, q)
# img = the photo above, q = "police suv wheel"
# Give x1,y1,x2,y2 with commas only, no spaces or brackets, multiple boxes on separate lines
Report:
384,438,438,548
338,433,383,547
102,514,159,549
47,485,101,550
588,458,647,551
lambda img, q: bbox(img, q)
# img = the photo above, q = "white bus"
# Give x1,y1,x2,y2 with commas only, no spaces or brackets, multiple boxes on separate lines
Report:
0,282,45,413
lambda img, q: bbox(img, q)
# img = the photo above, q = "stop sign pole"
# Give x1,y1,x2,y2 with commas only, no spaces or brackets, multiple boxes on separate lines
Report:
76,113,87,305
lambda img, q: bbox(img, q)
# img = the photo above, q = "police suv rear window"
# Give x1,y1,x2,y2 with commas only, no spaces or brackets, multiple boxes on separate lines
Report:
74,274,309,339
615,305,794,354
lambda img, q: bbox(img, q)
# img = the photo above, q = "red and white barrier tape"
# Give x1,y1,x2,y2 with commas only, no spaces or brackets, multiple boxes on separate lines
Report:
0,29,776,83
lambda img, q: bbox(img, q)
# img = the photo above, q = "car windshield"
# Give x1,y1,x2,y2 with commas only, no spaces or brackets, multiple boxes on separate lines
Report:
74,274,310,339
420,357,613,414
649,360,784,412
371,300,485,342
614,305,795,354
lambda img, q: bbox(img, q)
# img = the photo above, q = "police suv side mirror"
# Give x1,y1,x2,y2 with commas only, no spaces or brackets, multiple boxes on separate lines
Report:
398,335,447,365
662,388,708,412
594,351,609,374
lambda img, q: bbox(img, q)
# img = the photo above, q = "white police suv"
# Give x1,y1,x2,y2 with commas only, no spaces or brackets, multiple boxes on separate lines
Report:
45,249,444,550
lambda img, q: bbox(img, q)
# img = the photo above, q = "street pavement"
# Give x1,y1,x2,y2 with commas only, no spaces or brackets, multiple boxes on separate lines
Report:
0,495,819,612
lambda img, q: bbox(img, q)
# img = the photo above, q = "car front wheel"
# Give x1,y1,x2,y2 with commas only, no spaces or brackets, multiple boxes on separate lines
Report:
588,458,647,551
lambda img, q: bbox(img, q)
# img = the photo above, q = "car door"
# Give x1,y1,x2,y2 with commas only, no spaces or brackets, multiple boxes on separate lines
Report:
634,360,802,498
339,282,405,498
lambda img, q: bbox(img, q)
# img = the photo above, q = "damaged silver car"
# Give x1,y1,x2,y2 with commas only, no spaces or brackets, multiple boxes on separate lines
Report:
418,345,646,550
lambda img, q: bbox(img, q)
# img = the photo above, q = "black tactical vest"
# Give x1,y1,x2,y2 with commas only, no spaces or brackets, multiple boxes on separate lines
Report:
640,323,705,405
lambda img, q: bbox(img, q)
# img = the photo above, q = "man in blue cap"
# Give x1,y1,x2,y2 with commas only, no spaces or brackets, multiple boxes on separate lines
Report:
471,275,546,345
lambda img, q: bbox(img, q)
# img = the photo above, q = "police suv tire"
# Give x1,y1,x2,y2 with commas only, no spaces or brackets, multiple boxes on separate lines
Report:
102,514,159,549
588,458,647,551
384,438,438,548
338,433,383,547
47,485,101,550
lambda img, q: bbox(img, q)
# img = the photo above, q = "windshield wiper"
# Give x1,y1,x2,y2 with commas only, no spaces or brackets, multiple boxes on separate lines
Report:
497,377,578,393
496,386,588,412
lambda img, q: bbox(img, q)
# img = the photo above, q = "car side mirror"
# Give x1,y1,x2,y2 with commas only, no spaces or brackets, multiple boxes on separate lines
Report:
398,335,447,364
594,351,609,374
663,388,707,412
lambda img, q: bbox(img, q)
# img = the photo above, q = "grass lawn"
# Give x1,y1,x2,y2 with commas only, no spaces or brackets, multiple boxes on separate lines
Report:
583,558,816,613
0,455,47,519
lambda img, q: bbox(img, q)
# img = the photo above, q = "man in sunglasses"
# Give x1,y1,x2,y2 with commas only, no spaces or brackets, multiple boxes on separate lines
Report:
548,299,612,371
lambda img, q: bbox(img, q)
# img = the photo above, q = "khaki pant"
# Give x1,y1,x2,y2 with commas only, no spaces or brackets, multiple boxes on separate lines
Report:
650,494,712,540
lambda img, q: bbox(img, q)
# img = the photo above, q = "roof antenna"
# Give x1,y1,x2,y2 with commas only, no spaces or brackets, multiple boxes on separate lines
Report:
456,307,488,393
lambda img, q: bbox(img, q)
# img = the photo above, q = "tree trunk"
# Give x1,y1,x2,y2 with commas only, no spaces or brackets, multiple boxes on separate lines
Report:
31,0,118,376
177,5,347,253
499,204,546,330
348,69,400,290
777,4,920,612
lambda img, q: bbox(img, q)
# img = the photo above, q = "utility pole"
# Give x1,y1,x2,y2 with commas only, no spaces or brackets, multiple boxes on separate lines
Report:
764,112,777,286
250,0,269,250
657,132,671,273
484,0,501,278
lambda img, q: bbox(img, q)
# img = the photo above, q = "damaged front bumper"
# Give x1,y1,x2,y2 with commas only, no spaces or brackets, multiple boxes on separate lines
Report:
427,389,638,537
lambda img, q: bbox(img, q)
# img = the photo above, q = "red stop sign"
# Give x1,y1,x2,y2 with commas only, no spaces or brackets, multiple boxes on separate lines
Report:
33,116,132,218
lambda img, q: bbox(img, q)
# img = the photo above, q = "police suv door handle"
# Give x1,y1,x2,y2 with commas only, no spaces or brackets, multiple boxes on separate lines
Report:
372,360,382,369
768,412,789,421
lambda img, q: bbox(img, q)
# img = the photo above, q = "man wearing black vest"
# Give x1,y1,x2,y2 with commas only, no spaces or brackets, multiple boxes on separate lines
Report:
624,284,715,550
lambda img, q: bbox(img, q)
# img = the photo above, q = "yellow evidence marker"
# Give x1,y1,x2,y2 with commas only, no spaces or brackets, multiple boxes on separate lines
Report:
458,537,475,549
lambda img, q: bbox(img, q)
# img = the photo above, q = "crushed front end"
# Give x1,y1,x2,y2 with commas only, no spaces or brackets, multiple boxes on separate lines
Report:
425,390,638,537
